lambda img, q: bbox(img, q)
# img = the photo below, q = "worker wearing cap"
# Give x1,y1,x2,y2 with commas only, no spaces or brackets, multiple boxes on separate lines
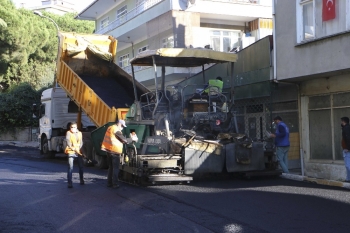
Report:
101,119,137,188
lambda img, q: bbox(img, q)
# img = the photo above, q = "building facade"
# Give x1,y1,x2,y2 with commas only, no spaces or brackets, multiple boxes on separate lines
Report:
17,0,77,15
76,0,273,89
275,0,350,180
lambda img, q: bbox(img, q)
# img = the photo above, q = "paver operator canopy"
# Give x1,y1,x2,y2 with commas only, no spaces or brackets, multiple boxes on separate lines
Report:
130,48,238,67
129,48,238,105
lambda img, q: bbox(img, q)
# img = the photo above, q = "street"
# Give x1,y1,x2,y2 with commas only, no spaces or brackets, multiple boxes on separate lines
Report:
1,145,350,233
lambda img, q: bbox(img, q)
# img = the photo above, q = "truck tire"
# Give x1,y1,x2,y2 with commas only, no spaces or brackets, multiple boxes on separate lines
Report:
92,148,107,169
41,136,55,159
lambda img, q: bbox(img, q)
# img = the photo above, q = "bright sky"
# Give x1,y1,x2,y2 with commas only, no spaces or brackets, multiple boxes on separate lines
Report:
12,0,95,12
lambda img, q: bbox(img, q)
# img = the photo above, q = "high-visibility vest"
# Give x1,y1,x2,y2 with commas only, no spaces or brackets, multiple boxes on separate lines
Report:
101,125,123,154
204,79,223,94
64,131,82,155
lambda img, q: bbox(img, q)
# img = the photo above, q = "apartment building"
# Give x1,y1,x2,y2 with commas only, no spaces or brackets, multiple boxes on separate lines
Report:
17,0,77,15
76,0,273,89
274,0,350,181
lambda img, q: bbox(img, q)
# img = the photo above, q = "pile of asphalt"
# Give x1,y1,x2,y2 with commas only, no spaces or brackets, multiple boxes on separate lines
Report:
81,75,134,109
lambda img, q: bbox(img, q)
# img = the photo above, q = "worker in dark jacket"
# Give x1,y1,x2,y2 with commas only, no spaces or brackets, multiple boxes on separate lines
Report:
341,117,350,182
270,116,290,173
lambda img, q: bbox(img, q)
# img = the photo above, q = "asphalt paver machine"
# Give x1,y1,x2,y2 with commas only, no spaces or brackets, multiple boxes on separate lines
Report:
118,48,272,184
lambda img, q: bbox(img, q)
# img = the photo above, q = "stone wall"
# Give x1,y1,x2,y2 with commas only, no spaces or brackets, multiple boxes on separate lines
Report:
0,127,39,142
305,163,346,182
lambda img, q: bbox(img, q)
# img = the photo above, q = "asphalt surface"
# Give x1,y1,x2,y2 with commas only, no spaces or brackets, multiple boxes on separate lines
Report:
1,145,350,233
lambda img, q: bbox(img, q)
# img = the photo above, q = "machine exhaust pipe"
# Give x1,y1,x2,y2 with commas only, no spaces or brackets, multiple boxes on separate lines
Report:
165,117,171,140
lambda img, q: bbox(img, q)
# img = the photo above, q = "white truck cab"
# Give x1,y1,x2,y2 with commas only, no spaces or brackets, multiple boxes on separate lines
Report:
37,87,95,158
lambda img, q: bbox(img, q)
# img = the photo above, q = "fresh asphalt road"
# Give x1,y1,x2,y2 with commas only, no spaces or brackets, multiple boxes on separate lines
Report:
1,145,350,233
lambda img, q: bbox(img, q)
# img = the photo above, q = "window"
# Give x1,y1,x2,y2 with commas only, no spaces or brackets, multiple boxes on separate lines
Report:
210,30,240,52
117,6,127,23
40,104,46,116
136,0,144,13
100,17,109,29
138,45,149,54
302,1,314,40
296,0,348,43
308,93,350,161
298,0,315,41
119,54,129,68
68,100,79,113
162,36,174,48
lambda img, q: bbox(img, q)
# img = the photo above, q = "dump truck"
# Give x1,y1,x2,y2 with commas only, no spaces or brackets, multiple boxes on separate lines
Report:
35,87,95,159
36,32,149,167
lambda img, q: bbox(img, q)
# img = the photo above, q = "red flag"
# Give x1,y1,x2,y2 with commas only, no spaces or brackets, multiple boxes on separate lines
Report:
323,0,336,21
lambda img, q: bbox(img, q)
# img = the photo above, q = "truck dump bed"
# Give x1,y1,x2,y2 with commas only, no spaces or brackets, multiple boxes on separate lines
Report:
56,32,149,127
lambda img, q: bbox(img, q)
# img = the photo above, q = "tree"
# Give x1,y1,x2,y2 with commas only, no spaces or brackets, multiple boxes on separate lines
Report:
0,0,95,132
48,12,96,34
0,83,43,134
0,18,7,27
0,0,95,92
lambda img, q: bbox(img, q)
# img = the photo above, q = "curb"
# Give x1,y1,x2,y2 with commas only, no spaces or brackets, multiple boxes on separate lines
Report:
280,173,350,190
0,141,39,148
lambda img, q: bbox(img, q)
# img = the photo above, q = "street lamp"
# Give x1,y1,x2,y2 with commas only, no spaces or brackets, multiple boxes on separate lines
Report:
118,37,135,58
33,11,59,32
33,10,60,87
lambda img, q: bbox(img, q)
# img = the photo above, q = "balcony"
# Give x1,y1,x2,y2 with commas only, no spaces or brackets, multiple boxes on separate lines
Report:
202,0,260,3
188,0,271,22
96,0,164,34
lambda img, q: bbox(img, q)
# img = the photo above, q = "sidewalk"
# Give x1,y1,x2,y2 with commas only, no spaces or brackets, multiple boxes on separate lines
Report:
0,141,39,148
281,168,350,190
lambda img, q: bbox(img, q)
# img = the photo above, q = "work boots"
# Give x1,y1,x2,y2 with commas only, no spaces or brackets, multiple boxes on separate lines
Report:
80,178,85,185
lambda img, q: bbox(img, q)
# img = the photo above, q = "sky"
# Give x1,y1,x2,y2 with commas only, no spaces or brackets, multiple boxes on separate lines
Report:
12,0,95,12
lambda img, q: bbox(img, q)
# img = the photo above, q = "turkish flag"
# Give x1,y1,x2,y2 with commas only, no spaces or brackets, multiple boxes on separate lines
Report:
323,0,336,21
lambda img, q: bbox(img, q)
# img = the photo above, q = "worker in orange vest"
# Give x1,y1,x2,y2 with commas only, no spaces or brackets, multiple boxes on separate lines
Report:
101,119,137,188
65,122,84,188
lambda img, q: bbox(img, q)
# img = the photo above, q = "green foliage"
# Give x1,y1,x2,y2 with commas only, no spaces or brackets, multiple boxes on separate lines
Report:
0,18,7,27
47,12,95,34
0,0,95,130
0,0,95,91
0,83,42,134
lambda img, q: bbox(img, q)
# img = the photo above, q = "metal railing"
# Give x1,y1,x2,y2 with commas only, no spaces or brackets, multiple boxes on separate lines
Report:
96,0,164,34
140,91,165,120
122,65,151,74
201,0,259,3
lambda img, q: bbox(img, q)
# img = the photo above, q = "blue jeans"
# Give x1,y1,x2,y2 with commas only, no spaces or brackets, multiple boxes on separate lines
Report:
343,150,350,181
67,155,84,184
107,153,120,185
276,146,290,173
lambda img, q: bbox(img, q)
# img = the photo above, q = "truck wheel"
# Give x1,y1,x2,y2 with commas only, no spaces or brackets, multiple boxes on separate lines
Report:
41,136,55,159
92,148,107,169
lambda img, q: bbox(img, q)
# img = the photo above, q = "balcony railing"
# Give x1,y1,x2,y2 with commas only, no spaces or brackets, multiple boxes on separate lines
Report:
122,65,151,74
96,0,164,34
202,0,260,3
